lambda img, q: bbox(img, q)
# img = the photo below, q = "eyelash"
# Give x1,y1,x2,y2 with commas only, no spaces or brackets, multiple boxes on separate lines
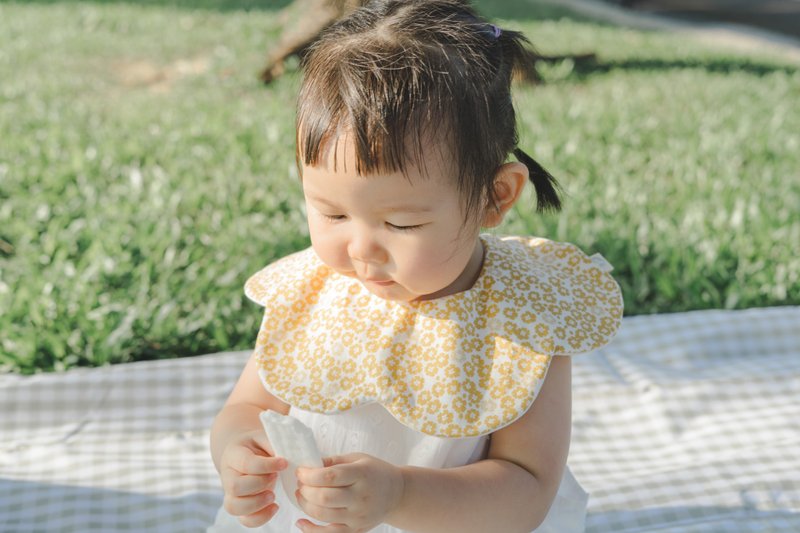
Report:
322,214,424,232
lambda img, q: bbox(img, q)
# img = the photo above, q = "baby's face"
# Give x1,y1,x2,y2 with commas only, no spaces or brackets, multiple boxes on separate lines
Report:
301,134,484,302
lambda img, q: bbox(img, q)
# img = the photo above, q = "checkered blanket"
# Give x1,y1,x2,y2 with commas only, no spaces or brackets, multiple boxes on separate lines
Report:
2,307,798,532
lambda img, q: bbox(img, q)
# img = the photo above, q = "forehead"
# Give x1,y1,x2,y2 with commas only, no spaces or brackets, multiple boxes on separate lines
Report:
305,131,455,186
301,133,464,209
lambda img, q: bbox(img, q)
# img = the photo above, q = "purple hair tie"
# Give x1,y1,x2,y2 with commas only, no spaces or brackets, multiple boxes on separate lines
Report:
489,24,502,39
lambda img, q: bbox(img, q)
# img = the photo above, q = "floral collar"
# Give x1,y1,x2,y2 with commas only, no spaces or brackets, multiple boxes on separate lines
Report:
245,234,623,437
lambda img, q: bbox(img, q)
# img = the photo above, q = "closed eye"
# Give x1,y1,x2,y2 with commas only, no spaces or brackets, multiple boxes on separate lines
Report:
387,222,424,232
322,214,346,222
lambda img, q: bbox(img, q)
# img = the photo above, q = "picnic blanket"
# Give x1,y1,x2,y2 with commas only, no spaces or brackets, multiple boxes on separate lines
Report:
1,306,798,532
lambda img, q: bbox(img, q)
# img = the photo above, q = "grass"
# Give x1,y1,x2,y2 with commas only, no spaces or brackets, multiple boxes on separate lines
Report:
1,0,798,374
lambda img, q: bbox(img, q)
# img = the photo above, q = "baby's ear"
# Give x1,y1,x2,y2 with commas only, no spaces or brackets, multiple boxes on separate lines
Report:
482,162,528,228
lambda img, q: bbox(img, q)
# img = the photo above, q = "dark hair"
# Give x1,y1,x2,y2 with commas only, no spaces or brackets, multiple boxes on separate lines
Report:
296,0,561,220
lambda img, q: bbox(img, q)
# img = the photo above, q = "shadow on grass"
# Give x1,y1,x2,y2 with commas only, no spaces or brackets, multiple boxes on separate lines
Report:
6,0,294,12
560,55,799,80
8,0,598,22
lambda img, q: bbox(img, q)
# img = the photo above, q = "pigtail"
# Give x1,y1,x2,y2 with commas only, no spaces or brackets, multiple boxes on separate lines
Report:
513,148,562,212
491,25,562,212
492,25,543,84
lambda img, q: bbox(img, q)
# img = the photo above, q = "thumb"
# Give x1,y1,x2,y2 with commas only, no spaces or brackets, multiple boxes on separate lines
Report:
251,430,276,457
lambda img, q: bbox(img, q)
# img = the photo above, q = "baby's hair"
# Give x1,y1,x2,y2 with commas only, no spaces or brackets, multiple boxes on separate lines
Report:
296,0,562,219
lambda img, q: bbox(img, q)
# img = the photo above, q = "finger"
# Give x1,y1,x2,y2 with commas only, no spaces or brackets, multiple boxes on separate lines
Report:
239,503,280,528
224,472,279,497
223,490,275,517
296,489,348,524
321,453,365,468
296,518,351,532
251,431,276,457
298,483,352,508
229,448,288,475
296,463,356,488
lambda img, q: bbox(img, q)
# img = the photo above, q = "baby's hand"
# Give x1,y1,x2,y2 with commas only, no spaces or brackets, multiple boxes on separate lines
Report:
295,453,405,533
219,429,288,528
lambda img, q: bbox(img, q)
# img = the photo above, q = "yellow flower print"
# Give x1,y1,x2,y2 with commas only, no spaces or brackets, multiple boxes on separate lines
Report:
446,381,460,396
279,357,297,373
292,299,306,314
465,409,480,423
282,339,297,353
338,398,353,410
426,398,443,415
328,366,342,381
437,410,454,424
391,342,406,357
341,331,355,346
453,396,467,413
463,360,477,378
435,321,452,336
489,384,504,400
513,386,529,400
474,316,487,329
422,421,436,434
393,378,409,394
503,307,518,320
445,424,462,438
442,337,456,352
419,332,435,347
431,382,446,397
407,358,424,376
484,414,501,428
394,394,411,411
445,364,460,379
501,396,516,409
390,363,408,381
372,338,389,352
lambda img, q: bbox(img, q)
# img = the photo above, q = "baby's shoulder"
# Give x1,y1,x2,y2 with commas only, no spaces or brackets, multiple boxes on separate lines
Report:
491,234,615,274
244,247,331,306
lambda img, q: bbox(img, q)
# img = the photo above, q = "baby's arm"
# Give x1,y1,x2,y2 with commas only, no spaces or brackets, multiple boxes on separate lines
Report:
296,356,572,533
210,353,292,527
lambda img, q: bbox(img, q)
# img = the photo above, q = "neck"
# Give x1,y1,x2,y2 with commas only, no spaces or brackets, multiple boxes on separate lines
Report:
416,237,485,301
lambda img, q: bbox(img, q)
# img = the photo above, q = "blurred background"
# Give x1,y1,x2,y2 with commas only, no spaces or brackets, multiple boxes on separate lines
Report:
1,0,798,374
612,0,800,40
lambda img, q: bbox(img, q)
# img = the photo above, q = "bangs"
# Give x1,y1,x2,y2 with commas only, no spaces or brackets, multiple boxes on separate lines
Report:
296,43,454,181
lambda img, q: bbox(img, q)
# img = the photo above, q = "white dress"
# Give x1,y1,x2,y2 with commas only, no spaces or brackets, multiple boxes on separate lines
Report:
209,402,589,533
209,235,622,532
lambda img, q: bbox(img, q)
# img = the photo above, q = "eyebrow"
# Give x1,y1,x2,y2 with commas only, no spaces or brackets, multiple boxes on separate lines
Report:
307,196,434,214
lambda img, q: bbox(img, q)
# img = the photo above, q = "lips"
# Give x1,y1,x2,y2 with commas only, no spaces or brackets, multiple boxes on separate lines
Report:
366,278,395,286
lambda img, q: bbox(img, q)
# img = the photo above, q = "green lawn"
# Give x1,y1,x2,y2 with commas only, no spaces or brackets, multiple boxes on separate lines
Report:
1,0,798,373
